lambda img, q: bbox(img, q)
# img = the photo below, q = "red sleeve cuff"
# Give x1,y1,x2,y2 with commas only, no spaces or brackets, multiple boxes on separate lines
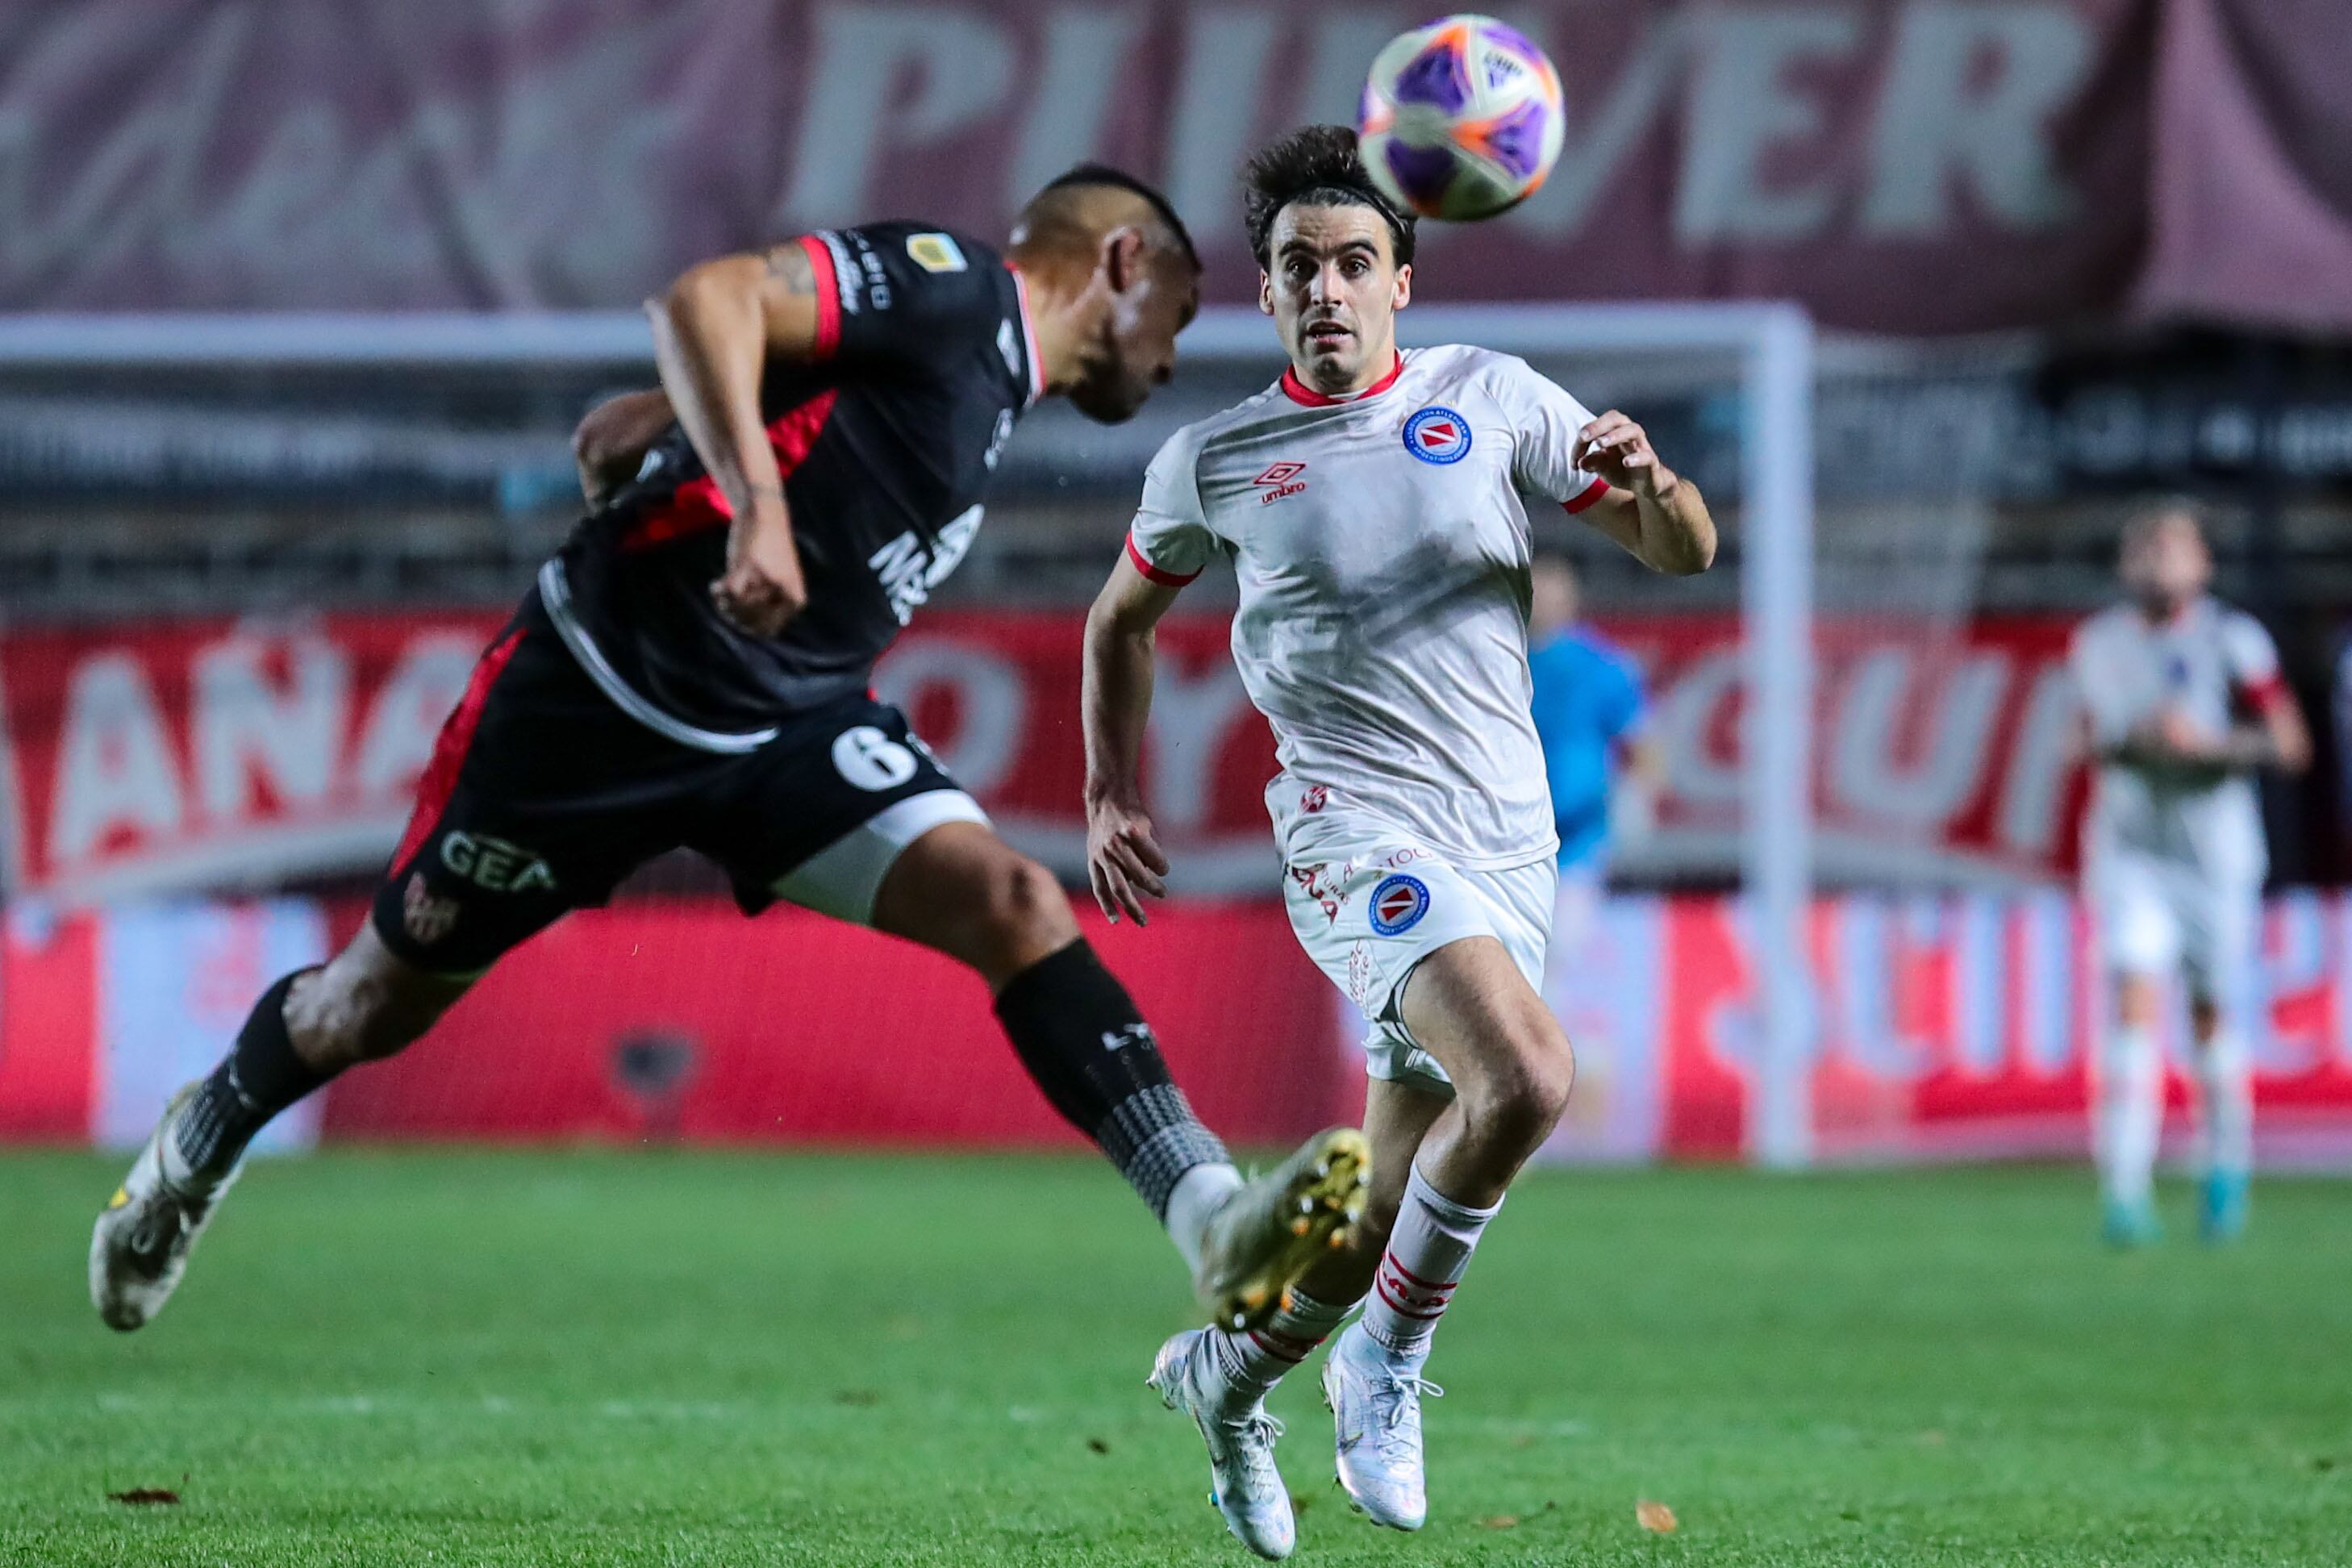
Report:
1125,533,1200,587
797,234,840,358
2241,671,2292,713
1562,475,1610,515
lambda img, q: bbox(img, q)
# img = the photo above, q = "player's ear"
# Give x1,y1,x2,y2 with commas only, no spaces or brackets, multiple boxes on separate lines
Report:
1102,226,1146,295
1257,270,1274,316
1392,262,1412,313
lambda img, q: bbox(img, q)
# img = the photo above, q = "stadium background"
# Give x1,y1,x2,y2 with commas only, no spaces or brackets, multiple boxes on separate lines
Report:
5,0,2352,1170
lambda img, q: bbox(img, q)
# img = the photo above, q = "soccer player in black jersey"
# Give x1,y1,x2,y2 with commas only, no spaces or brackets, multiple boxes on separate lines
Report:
92,168,1367,1338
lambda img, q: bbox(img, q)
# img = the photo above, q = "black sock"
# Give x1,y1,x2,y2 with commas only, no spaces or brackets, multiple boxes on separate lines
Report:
173,970,331,1181
992,939,1231,1220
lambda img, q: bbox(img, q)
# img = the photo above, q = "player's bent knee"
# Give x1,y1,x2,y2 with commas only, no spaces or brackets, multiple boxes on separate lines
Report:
978,855,1082,965
1459,1020,1574,1154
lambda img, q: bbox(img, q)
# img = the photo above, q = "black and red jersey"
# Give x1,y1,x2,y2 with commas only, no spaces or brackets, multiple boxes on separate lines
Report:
543,223,1040,747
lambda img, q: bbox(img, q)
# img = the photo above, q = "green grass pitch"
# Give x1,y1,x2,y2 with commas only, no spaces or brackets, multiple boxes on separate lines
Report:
5,1150,2348,1565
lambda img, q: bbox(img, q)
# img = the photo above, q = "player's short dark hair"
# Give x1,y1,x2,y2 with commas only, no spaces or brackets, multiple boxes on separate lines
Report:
1243,125,1416,270
1037,163,1199,271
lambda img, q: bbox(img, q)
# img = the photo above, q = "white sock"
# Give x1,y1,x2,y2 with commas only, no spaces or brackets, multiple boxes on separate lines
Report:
2096,1025,2162,1206
2192,1029,2253,1178
1358,1161,1499,1367
1208,1288,1357,1405
1165,1161,1245,1279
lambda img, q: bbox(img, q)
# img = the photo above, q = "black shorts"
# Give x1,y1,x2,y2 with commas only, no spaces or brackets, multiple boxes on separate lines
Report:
371,590,983,976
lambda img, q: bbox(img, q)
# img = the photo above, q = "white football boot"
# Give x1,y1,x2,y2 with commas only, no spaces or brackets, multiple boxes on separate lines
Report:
1321,1324,1441,1531
1194,1126,1370,1332
89,1084,240,1332
1149,1327,1296,1559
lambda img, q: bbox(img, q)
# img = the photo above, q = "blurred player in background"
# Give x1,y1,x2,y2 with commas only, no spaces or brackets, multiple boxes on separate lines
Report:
2070,502,2309,1247
1083,127,1713,1557
91,167,1368,1342
1526,552,1663,1157
1528,556,1660,960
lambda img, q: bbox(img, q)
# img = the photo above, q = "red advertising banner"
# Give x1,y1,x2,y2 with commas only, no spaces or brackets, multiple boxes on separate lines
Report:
318,898,1356,1149
8,891,2352,1165
0,607,2095,902
0,613,504,900
2,2,2346,334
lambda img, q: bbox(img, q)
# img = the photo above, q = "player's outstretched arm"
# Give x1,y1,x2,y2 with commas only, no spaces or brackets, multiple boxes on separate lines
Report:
1571,411,1716,576
1082,555,1185,925
644,241,830,636
2255,684,2315,774
572,389,673,508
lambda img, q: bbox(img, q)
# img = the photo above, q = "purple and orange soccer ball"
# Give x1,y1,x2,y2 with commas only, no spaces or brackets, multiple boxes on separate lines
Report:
1359,14,1566,222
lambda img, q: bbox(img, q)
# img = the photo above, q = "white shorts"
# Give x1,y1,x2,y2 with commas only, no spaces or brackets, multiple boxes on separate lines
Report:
2086,847,2258,1005
1283,838,1555,1099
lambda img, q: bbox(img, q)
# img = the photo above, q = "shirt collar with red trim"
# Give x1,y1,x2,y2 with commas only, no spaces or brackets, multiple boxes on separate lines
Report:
1279,350,1405,407
1007,265,1046,410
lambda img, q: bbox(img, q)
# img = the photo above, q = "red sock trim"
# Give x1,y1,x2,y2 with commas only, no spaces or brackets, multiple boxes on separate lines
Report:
1374,1278,1448,1321
1380,1253,1462,1295
1250,1326,1323,1362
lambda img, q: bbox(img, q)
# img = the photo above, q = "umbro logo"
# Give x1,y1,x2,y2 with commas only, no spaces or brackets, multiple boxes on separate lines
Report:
1100,1023,1157,1052
1254,461,1308,504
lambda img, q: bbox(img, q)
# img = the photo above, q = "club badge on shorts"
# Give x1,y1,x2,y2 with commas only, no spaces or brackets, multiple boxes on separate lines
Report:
402,871,461,946
1403,406,1471,465
1369,873,1431,935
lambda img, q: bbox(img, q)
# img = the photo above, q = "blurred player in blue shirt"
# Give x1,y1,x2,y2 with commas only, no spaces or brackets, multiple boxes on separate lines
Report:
1528,553,1658,886
1528,553,1664,1162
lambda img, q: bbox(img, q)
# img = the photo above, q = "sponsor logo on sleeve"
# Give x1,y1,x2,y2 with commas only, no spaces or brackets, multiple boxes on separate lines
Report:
1403,407,1471,465
906,232,968,273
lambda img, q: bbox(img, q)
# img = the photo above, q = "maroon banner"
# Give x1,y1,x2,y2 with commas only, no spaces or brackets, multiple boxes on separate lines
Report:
2131,0,2352,331
0,607,2097,901
10,0,2338,334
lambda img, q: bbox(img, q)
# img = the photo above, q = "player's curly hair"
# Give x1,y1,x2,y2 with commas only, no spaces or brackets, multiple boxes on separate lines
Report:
1243,124,1416,270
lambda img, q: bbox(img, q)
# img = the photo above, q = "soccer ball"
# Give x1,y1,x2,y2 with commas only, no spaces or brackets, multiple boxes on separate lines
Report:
1357,15,1566,222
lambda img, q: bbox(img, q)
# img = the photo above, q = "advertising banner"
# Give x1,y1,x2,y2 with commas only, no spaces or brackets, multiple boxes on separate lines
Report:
0,607,2095,902
8,891,2352,1165
6,2,2344,335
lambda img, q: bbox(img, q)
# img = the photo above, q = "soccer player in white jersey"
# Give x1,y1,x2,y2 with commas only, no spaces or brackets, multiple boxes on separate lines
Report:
2071,503,2308,1248
1081,127,1715,1558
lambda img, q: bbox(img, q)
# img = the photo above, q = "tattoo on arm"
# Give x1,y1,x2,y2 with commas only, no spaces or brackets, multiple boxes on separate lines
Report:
765,244,815,295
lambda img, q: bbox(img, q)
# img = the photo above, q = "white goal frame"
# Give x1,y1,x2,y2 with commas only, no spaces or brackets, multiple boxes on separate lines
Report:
0,302,1818,1168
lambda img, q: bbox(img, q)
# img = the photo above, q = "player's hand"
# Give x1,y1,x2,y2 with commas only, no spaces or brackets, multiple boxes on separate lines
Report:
1086,796,1170,927
711,495,807,638
1574,411,1675,498
2155,710,2215,757
2126,711,2228,773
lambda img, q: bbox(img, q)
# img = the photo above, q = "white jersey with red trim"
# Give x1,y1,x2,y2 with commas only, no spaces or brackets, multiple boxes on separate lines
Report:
1127,344,1610,871
2069,596,2281,884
